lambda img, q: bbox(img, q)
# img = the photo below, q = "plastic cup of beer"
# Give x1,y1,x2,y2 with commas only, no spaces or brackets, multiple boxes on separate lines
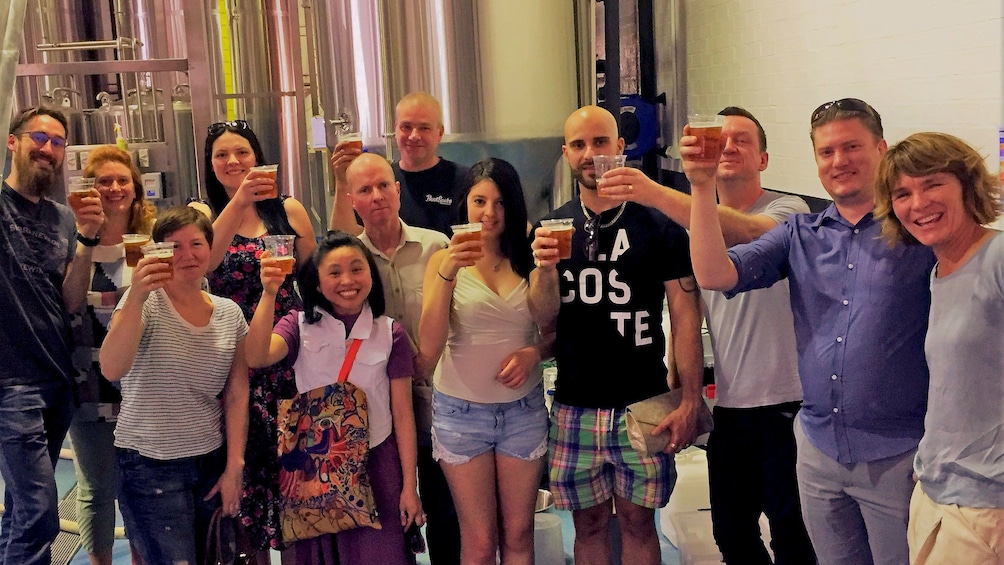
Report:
541,218,574,260
67,177,99,212
250,165,279,198
263,235,296,275
592,154,628,186
450,222,483,252
141,241,175,280
340,132,363,152
123,234,151,267
687,113,726,162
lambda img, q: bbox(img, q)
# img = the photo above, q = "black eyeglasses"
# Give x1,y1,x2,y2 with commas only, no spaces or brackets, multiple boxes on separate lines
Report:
810,98,881,128
583,214,599,262
19,131,66,149
207,120,250,136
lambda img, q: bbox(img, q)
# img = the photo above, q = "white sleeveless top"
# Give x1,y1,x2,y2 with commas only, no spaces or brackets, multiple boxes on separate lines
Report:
433,269,541,403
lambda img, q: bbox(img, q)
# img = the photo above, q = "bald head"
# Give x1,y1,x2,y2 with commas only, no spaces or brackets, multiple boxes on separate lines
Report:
346,152,394,187
563,105,619,143
345,153,401,229
562,105,624,189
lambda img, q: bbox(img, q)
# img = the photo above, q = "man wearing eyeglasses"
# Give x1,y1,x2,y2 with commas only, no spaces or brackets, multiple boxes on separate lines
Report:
598,106,816,564
687,99,936,565
530,105,704,565
0,106,104,564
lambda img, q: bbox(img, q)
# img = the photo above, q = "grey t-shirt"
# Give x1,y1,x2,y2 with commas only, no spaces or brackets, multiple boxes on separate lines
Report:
701,190,809,408
916,231,1004,508
0,183,77,385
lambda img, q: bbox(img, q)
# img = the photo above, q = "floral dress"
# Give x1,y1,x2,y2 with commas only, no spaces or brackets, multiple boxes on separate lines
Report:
208,232,301,550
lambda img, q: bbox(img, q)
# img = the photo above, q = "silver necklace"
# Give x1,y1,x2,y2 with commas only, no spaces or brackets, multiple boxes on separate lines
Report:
580,199,626,228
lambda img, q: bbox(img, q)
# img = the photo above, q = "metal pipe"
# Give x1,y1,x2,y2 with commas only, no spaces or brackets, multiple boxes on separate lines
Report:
603,0,621,126
35,38,138,52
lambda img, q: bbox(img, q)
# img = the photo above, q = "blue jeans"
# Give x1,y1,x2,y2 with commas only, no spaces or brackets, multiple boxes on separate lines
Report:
432,384,548,464
0,380,75,565
116,446,225,565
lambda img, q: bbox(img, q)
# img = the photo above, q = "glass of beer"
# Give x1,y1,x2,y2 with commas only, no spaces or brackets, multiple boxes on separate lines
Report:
67,177,99,212
541,218,574,260
249,165,279,198
340,132,363,152
122,234,151,267
687,113,726,162
450,222,483,252
263,235,296,275
140,242,175,280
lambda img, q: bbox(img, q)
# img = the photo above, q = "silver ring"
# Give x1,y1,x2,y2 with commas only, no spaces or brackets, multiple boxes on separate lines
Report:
669,442,678,448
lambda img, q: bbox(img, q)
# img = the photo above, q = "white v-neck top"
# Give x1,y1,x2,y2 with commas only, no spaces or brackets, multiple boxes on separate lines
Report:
433,268,541,403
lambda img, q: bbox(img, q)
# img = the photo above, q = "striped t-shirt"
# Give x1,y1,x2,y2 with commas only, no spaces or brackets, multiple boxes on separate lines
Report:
113,287,248,460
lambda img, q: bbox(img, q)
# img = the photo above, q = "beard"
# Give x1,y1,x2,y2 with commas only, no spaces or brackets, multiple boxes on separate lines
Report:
571,166,598,191
15,149,62,199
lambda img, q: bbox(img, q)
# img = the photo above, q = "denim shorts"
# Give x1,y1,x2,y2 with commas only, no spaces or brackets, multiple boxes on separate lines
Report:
432,384,548,465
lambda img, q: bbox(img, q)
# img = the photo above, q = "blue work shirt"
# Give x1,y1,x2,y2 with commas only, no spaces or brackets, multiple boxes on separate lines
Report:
726,205,936,464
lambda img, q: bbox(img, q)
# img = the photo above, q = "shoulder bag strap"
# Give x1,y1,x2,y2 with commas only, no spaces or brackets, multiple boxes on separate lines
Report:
337,338,363,383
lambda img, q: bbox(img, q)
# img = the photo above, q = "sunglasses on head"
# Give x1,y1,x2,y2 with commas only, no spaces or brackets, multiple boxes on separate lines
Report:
207,120,250,136
19,130,66,149
810,98,879,126
583,214,599,262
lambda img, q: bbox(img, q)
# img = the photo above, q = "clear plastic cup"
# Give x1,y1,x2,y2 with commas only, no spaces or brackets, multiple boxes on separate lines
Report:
450,222,483,251
67,177,98,212
249,165,279,198
591,155,628,191
141,241,176,279
123,233,151,267
340,132,363,152
687,113,726,162
541,218,574,259
263,235,296,275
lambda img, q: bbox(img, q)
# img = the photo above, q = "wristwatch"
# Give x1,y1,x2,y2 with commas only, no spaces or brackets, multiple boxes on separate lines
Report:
76,233,101,247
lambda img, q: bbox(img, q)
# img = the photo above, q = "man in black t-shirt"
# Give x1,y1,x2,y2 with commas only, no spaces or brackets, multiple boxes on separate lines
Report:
529,105,703,565
330,93,468,237
0,106,103,565
328,93,464,564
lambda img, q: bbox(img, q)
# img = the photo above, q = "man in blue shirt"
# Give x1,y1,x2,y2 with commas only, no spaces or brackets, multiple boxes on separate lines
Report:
1,106,104,565
687,99,936,565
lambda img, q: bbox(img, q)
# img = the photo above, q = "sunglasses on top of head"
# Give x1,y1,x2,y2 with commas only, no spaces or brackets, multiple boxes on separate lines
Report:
207,120,251,136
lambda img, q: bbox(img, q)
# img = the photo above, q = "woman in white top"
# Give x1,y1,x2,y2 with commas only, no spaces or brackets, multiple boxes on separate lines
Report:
874,132,1003,564
418,158,552,565
99,206,249,565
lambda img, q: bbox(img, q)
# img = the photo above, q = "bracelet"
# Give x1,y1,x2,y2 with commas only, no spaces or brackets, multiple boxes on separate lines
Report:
76,233,100,247
437,271,455,282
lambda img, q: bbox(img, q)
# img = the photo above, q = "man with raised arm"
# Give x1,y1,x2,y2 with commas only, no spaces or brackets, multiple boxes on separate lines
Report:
601,106,815,564
686,99,936,565
530,105,703,565
330,92,468,237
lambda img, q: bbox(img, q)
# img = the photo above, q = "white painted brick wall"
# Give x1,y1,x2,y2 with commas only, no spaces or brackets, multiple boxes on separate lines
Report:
660,0,1002,199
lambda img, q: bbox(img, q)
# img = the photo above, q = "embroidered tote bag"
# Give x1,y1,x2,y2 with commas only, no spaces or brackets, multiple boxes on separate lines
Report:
276,339,381,542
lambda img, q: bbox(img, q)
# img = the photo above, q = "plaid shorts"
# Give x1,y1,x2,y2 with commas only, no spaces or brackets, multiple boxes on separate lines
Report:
548,402,676,511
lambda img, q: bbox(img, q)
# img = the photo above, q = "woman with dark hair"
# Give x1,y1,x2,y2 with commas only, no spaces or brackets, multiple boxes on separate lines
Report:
68,145,153,565
99,206,249,564
197,119,316,555
417,158,549,565
874,132,1003,564
247,230,423,565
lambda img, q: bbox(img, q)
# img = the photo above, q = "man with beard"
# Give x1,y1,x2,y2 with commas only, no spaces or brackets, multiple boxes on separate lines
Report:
0,106,104,565
529,105,703,565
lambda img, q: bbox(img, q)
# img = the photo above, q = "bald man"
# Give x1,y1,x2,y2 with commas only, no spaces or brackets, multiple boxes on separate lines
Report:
529,106,704,565
344,153,460,564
